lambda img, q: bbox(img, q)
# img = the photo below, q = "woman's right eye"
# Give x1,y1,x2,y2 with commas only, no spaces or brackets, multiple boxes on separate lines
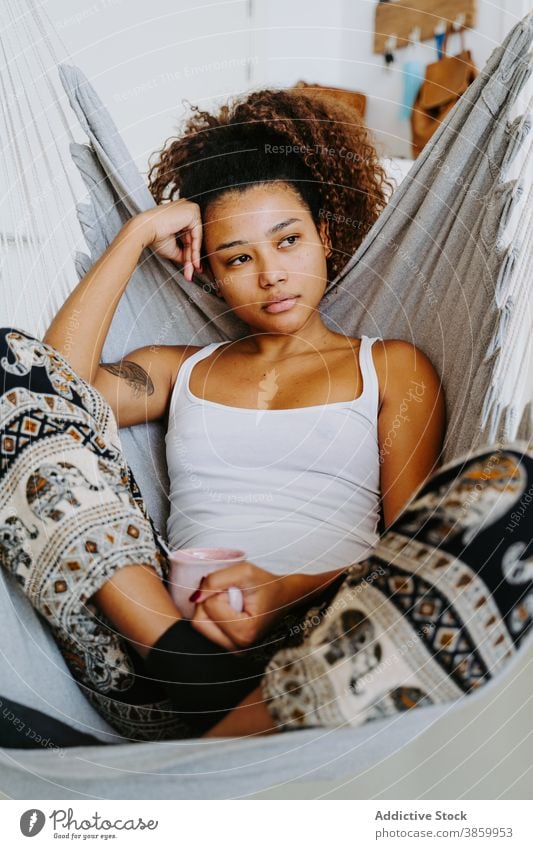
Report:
227,254,250,267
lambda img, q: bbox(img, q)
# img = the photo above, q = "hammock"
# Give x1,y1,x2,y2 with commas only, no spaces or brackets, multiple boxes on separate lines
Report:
0,2,532,798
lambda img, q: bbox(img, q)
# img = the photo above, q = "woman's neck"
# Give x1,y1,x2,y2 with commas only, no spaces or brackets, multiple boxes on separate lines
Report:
238,320,344,361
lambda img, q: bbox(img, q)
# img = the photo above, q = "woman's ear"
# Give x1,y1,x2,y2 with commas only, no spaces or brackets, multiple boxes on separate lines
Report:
319,218,333,258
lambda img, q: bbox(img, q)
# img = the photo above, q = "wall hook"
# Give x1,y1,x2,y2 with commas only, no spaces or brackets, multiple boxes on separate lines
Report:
453,13,466,32
384,33,397,66
434,20,447,60
408,25,422,46
453,11,467,52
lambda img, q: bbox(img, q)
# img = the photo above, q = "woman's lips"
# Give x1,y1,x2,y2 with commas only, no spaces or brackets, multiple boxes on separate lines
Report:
262,296,300,314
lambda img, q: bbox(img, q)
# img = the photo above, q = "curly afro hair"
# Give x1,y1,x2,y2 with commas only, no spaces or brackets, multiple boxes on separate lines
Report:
147,88,393,280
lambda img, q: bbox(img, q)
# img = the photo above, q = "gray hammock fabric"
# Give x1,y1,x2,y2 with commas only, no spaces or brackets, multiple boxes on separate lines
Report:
0,10,532,799
2,630,533,799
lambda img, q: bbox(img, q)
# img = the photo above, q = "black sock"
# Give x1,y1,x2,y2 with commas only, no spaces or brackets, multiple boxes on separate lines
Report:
143,620,271,734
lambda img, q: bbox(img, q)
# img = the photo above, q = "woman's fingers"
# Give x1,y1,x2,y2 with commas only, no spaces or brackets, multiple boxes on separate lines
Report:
204,592,249,626
202,594,259,648
190,212,203,271
181,231,193,281
190,601,240,651
178,201,202,279
143,199,203,275
196,561,259,599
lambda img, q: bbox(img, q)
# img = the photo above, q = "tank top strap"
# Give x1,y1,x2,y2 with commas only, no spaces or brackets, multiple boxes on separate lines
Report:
170,340,230,414
358,335,382,421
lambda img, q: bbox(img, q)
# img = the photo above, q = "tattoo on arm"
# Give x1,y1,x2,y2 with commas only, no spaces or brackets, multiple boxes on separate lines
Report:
101,360,155,398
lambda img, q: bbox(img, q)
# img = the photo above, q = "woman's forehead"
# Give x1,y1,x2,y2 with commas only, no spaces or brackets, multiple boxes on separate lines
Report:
203,184,312,240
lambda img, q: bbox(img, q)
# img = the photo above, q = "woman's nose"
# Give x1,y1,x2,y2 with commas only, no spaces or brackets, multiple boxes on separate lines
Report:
257,258,288,287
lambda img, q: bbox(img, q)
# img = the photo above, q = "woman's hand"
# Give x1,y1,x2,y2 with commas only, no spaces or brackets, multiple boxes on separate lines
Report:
135,198,203,280
190,561,290,651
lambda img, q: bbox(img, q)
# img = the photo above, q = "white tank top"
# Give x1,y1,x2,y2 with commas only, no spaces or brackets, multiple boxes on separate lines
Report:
165,335,382,575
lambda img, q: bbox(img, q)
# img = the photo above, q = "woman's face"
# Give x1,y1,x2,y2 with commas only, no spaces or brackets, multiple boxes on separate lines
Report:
202,182,331,333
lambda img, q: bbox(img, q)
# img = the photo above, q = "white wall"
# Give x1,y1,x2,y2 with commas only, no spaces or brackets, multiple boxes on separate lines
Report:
42,0,530,169
250,0,346,89
44,0,253,178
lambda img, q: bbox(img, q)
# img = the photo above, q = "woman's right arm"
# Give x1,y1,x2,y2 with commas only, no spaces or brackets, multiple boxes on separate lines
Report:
42,200,203,426
43,216,153,383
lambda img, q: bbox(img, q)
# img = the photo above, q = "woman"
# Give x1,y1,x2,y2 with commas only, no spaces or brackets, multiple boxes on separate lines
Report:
0,89,529,742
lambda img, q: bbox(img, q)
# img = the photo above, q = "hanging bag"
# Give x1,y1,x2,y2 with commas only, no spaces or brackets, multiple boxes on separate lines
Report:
410,31,478,158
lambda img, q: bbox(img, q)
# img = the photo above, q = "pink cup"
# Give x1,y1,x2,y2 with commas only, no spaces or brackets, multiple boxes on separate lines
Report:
168,547,246,619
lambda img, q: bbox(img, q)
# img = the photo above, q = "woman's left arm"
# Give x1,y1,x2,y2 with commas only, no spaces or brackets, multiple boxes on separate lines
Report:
376,339,446,530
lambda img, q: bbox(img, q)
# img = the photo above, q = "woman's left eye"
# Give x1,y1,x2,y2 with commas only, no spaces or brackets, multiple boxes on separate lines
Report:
227,254,250,267
279,234,300,248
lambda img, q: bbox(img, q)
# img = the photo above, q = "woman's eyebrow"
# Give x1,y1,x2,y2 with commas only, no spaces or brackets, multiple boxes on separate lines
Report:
215,217,302,252
267,217,302,235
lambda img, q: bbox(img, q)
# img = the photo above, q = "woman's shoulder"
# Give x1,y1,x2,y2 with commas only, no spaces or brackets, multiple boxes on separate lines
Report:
343,335,427,362
369,337,443,413
337,335,433,371
343,336,441,412
370,337,438,372
164,343,206,391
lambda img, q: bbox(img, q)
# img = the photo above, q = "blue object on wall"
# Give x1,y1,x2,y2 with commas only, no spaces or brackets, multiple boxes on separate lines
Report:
398,59,426,120
435,29,447,59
